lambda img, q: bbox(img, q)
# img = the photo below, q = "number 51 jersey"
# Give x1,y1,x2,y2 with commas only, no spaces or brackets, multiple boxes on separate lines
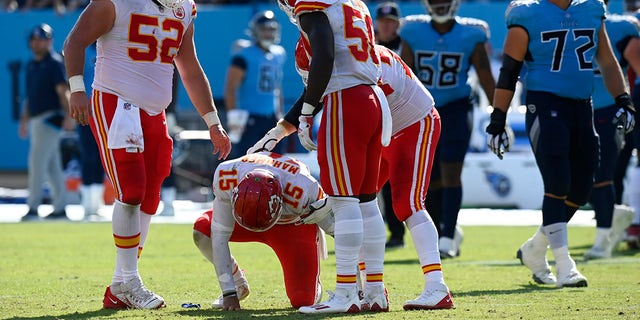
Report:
93,0,196,115
292,0,381,97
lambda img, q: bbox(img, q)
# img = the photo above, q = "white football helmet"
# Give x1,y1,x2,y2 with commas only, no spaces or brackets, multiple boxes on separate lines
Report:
156,0,185,10
422,0,459,23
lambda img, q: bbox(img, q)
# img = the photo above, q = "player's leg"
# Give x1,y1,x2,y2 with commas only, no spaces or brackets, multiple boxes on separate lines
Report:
387,111,454,309
435,98,473,258
536,94,590,288
425,151,442,236
358,107,388,312
91,91,164,309
585,106,618,259
138,110,173,257
381,182,405,249
265,223,322,308
79,123,106,219
302,86,382,314
520,92,574,286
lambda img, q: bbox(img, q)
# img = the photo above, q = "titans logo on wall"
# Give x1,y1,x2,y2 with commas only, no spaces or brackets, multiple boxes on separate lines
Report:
483,170,511,198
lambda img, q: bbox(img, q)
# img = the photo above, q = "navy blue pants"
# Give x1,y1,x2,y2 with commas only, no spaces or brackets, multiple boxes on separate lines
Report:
525,91,598,225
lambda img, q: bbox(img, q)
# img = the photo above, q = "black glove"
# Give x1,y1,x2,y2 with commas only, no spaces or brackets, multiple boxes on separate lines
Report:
485,108,511,160
613,93,635,133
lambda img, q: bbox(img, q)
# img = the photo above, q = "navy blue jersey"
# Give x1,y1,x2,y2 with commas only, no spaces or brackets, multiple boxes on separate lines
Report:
25,50,67,117
400,15,490,106
592,14,640,109
507,0,606,99
231,43,286,116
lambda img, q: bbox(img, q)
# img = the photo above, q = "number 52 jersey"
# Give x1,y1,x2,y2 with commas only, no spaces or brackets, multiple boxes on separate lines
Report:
93,0,197,115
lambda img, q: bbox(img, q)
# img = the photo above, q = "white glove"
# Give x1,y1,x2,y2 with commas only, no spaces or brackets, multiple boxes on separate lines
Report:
613,93,636,134
614,107,635,134
298,102,317,151
298,198,333,225
246,124,288,154
226,109,249,144
487,125,514,160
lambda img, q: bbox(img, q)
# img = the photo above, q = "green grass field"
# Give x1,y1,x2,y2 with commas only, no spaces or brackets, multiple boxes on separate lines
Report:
1,222,639,319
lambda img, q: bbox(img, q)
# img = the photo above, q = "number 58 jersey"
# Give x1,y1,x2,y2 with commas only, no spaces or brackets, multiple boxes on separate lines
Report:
212,152,325,225
93,0,196,115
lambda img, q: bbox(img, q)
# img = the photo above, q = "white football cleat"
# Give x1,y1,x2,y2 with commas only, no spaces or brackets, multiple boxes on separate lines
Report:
439,237,459,259
517,238,557,285
454,225,464,251
610,205,634,248
298,287,360,314
584,229,612,260
403,283,454,310
360,285,389,312
119,277,165,309
583,245,612,260
556,268,588,288
211,270,251,308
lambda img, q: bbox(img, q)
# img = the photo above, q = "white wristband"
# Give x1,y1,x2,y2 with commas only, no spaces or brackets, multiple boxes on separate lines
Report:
302,102,315,115
202,111,220,128
69,75,85,93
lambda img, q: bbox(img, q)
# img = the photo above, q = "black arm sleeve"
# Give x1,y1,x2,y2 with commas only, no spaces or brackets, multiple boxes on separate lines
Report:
496,54,523,91
283,89,323,127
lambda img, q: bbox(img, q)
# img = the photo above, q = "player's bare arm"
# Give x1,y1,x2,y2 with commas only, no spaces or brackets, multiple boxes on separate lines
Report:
223,65,244,111
471,42,496,104
623,36,640,77
595,23,630,97
299,11,334,106
63,0,115,126
174,22,232,160
400,42,415,71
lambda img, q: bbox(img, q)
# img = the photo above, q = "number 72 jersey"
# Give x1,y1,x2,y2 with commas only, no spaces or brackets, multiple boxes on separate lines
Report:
212,152,325,225
93,0,196,115
506,0,606,100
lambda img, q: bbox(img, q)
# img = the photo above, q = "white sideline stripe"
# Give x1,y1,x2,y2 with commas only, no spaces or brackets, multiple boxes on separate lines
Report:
0,202,597,226
445,257,640,267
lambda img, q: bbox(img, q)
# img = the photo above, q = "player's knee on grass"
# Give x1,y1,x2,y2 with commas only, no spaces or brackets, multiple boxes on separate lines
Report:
287,287,319,308
193,210,214,262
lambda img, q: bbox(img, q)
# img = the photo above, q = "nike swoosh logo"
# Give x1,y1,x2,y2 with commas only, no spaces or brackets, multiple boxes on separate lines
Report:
109,297,119,304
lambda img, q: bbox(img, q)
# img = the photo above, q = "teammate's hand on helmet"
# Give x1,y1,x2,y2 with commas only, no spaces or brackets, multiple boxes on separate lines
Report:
485,108,512,160
613,93,635,134
247,124,288,154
